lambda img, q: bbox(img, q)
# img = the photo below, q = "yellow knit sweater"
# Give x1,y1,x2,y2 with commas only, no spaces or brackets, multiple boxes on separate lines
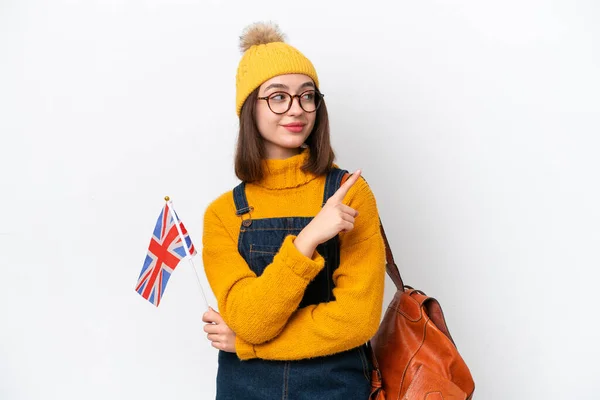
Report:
202,148,386,361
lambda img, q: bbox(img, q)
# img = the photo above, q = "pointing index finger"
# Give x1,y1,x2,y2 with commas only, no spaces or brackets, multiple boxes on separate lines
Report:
329,169,361,203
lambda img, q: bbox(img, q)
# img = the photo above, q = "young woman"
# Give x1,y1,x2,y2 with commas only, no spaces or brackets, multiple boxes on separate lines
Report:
201,22,386,399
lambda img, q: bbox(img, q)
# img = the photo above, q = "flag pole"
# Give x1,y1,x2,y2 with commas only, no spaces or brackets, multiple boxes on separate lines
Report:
164,196,210,311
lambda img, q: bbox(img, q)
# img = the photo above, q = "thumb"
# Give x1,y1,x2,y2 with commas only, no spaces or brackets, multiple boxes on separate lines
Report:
209,307,224,323
202,307,217,323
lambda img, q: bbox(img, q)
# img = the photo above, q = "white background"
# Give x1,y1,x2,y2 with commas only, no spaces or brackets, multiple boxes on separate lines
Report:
1,0,599,399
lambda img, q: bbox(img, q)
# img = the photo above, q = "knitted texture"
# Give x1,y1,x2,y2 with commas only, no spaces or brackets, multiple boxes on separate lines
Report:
202,149,386,360
235,31,319,116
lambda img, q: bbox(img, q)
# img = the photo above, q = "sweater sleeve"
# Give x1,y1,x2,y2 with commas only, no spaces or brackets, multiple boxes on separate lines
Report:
234,178,386,360
202,203,326,345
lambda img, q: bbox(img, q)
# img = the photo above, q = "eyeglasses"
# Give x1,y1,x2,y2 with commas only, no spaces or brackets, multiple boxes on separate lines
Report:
257,90,324,114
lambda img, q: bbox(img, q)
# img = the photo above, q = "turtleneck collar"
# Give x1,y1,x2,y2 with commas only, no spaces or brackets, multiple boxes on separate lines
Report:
255,147,319,190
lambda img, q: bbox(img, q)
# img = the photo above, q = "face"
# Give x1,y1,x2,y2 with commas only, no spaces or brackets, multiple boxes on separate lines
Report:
255,74,318,159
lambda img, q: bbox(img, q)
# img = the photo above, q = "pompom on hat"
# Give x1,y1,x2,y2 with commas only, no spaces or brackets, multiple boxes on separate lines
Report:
235,22,319,117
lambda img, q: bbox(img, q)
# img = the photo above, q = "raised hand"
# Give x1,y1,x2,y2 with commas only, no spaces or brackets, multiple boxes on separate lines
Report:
294,169,362,258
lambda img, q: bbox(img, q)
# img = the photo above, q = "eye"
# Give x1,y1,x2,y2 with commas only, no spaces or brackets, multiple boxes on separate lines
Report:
269,92,288,102
301,91,315,101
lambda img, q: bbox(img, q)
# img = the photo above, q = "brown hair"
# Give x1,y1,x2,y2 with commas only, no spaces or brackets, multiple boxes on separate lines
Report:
234,87,335,182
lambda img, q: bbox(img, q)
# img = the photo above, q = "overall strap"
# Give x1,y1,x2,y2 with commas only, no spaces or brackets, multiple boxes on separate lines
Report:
232,182,252,216
322,167,349,207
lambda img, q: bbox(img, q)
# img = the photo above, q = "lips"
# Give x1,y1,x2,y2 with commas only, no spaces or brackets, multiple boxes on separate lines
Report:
282,123,306,128
282,123,306,133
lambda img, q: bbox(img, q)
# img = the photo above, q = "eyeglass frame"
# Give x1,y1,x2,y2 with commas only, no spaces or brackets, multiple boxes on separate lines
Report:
257,89,325,115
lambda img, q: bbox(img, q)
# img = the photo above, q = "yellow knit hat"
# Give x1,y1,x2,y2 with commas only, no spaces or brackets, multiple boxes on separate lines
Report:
235,22,319,117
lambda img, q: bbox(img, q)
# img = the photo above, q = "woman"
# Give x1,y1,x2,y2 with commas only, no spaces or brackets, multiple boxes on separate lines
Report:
201,21,386,399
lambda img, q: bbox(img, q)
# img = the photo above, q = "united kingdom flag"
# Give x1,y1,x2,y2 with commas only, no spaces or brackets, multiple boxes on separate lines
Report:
135,203,196,306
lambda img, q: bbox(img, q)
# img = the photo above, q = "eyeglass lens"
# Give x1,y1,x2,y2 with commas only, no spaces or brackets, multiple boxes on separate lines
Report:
267,91,321,114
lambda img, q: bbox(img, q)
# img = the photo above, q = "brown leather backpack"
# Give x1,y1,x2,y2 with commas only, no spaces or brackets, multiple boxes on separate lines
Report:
368,221,476,399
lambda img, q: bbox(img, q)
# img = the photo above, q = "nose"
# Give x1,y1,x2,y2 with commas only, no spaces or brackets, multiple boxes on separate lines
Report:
286,96,304,116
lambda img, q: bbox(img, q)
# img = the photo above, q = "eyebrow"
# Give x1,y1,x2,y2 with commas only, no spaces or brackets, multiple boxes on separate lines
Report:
263,81,315,93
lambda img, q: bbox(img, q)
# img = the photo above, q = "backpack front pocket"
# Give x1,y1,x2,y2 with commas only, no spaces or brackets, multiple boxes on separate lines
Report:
402,364,467,400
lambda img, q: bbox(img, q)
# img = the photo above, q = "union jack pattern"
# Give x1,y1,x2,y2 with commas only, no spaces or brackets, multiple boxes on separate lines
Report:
135,203,196,306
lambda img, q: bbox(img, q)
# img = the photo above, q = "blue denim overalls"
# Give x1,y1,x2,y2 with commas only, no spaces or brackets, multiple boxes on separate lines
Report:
216,167,373,400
